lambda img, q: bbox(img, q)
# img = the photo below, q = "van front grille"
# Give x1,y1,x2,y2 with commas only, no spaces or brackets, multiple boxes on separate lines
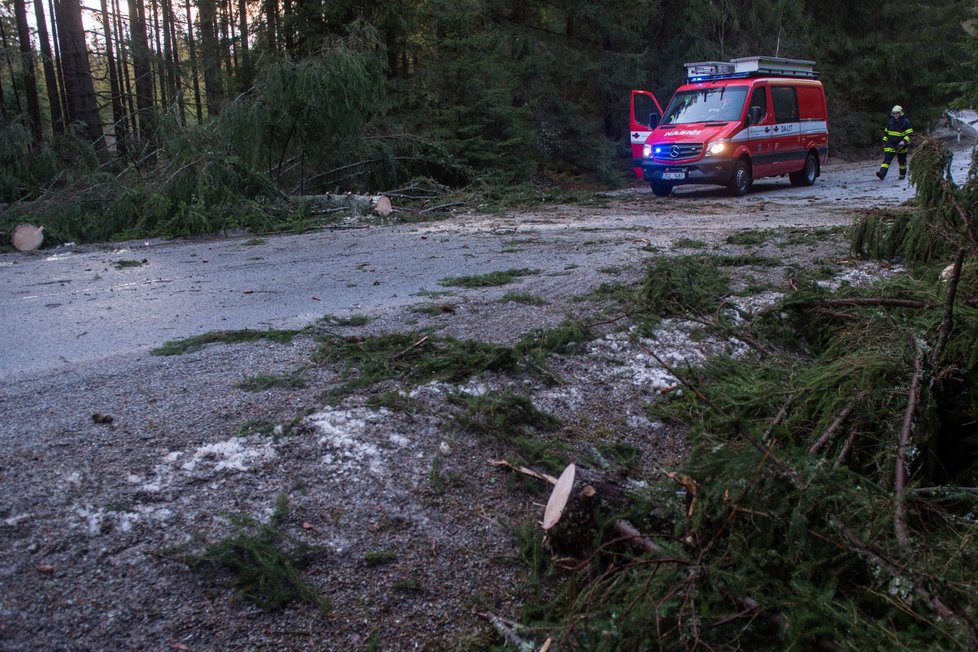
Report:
653,143,703,160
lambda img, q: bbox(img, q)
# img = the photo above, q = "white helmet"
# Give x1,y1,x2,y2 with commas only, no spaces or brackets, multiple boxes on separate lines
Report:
891,105,903,114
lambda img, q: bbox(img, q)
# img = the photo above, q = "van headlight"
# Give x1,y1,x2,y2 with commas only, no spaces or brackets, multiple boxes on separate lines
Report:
642,144,652,158
705,139,729,156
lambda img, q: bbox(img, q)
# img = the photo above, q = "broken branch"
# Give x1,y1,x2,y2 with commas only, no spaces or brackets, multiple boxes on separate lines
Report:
895,342,924,549
810,403,855,454
788,298,939,311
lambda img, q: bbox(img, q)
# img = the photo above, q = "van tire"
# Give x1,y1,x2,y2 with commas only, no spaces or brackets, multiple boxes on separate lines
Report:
790,152,818,187
728,159,752,196
651,182,673,197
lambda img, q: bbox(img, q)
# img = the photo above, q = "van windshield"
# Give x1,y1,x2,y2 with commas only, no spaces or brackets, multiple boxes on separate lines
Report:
661,86,749,125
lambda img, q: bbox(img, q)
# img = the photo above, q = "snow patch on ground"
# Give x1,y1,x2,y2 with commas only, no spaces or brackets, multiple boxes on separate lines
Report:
820,261,904,291
308,406,397,478
179,438,275,472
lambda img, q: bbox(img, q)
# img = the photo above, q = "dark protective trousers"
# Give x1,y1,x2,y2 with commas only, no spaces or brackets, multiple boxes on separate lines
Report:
879,149,907,178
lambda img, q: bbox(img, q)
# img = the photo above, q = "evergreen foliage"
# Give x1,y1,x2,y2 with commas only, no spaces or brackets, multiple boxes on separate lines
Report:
520,136,978,650
177,495,329,612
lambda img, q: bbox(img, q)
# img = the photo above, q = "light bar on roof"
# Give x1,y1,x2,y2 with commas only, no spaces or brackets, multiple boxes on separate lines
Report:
730,56,816,78
684,61,735,78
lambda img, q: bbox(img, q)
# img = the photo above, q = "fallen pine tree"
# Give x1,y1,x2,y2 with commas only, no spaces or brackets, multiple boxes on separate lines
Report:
504,138,978,650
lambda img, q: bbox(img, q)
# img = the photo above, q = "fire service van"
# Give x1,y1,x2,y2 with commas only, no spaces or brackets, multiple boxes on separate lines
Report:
630,56,828,197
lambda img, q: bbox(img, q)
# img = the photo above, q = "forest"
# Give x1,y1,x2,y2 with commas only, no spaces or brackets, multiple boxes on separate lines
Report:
0,0,975,242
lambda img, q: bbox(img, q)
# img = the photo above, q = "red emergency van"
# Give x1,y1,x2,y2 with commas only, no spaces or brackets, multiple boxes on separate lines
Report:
631,56,828,197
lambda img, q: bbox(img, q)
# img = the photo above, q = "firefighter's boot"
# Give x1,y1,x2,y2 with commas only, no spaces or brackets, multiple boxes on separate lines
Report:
876,170,886,180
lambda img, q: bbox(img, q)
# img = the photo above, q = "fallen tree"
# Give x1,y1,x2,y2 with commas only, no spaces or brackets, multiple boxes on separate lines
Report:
509,138,978,651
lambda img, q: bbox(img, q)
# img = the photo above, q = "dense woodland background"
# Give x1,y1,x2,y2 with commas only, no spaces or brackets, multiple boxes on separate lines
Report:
0,0,976,237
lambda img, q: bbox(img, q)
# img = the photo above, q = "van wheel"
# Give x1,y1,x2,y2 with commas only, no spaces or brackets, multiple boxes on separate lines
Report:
790,152,818,187
651,182,673,197
728,159,752,196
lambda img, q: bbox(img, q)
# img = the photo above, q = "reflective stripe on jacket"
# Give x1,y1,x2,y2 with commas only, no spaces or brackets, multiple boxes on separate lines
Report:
883,115,913,151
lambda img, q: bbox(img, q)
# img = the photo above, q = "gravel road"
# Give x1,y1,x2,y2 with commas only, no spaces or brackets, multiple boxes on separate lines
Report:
1,122,975,651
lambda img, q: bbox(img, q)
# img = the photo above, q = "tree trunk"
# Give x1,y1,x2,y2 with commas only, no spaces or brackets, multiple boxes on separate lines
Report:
151,0,168,110
282,0,294,51
48,0,70,127
184,0,203,122
98,0,126,154
114,0,137,138
53,0,108,160
264,0,277,53
14,0,43,144
221,0,236,78
237,0,252,90
0,22,24,114
127,0,158,162
164,0,186,124
197,0,224,115
33,0,64,134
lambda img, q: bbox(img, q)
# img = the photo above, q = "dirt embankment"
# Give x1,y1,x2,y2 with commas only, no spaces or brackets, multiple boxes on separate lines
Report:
1,127,975,650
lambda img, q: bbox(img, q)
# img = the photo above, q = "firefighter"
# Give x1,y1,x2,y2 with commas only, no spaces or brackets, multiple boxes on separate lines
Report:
876,105,913,180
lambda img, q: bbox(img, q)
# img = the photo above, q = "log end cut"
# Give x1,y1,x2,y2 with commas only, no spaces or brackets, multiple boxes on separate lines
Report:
543,463,576,530
11,224,44,251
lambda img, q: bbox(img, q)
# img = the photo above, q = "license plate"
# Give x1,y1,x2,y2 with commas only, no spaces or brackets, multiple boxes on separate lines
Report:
662,171,686,180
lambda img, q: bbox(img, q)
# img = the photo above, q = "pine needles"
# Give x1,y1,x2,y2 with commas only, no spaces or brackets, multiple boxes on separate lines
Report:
175,495,328,613
522,140,978,650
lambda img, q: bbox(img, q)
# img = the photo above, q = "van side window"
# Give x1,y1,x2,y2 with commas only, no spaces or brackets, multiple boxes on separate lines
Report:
749,87,767,121
772,86,799,123
633,93,655,128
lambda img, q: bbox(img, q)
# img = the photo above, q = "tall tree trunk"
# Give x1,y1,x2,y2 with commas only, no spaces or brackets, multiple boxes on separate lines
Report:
197,0,224,115
0,22,24,114
164,0,186,124
221,0,236,78
53,0,108,160
282,0,293,51
185,0,204,122
237,0,252,90
128,0,159,161
33,0,64,134
48,0,70,127
151,0,168,110
98,0,126,154
113,0,137,139
0,72,8,122
14,0,43,144
265,0,277,53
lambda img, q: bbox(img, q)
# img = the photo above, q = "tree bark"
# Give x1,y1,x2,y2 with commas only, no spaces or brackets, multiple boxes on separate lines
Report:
127,0,159,161
237,0,252,89
151,0,168,109
14,0,43,144
184,0,203,122
113,0,138,140
98,0,127,154
48,0,70,126
0,22,23,114
197,0,224,115
33,0,64,134
164,0,186,124
264,0,277,53
53,0,108,160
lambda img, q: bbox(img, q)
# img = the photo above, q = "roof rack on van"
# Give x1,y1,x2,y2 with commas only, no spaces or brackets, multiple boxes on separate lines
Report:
685,56,817,82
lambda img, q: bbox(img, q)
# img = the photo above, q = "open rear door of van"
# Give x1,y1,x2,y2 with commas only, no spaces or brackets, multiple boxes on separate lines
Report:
630,90,663,178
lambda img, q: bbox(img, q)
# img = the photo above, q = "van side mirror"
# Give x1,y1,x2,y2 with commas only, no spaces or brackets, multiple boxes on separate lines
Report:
748,106,763,125
648,112,660,128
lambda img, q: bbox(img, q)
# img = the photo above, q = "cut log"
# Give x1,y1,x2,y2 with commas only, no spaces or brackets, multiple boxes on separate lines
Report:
542,463,649,556
11,224,44,251
303,193,393,217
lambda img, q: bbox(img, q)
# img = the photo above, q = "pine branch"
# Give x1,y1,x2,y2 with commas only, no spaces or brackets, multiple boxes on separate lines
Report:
894,342,924,549
788,298,940,310
810,403,855,454
931,248,966,367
